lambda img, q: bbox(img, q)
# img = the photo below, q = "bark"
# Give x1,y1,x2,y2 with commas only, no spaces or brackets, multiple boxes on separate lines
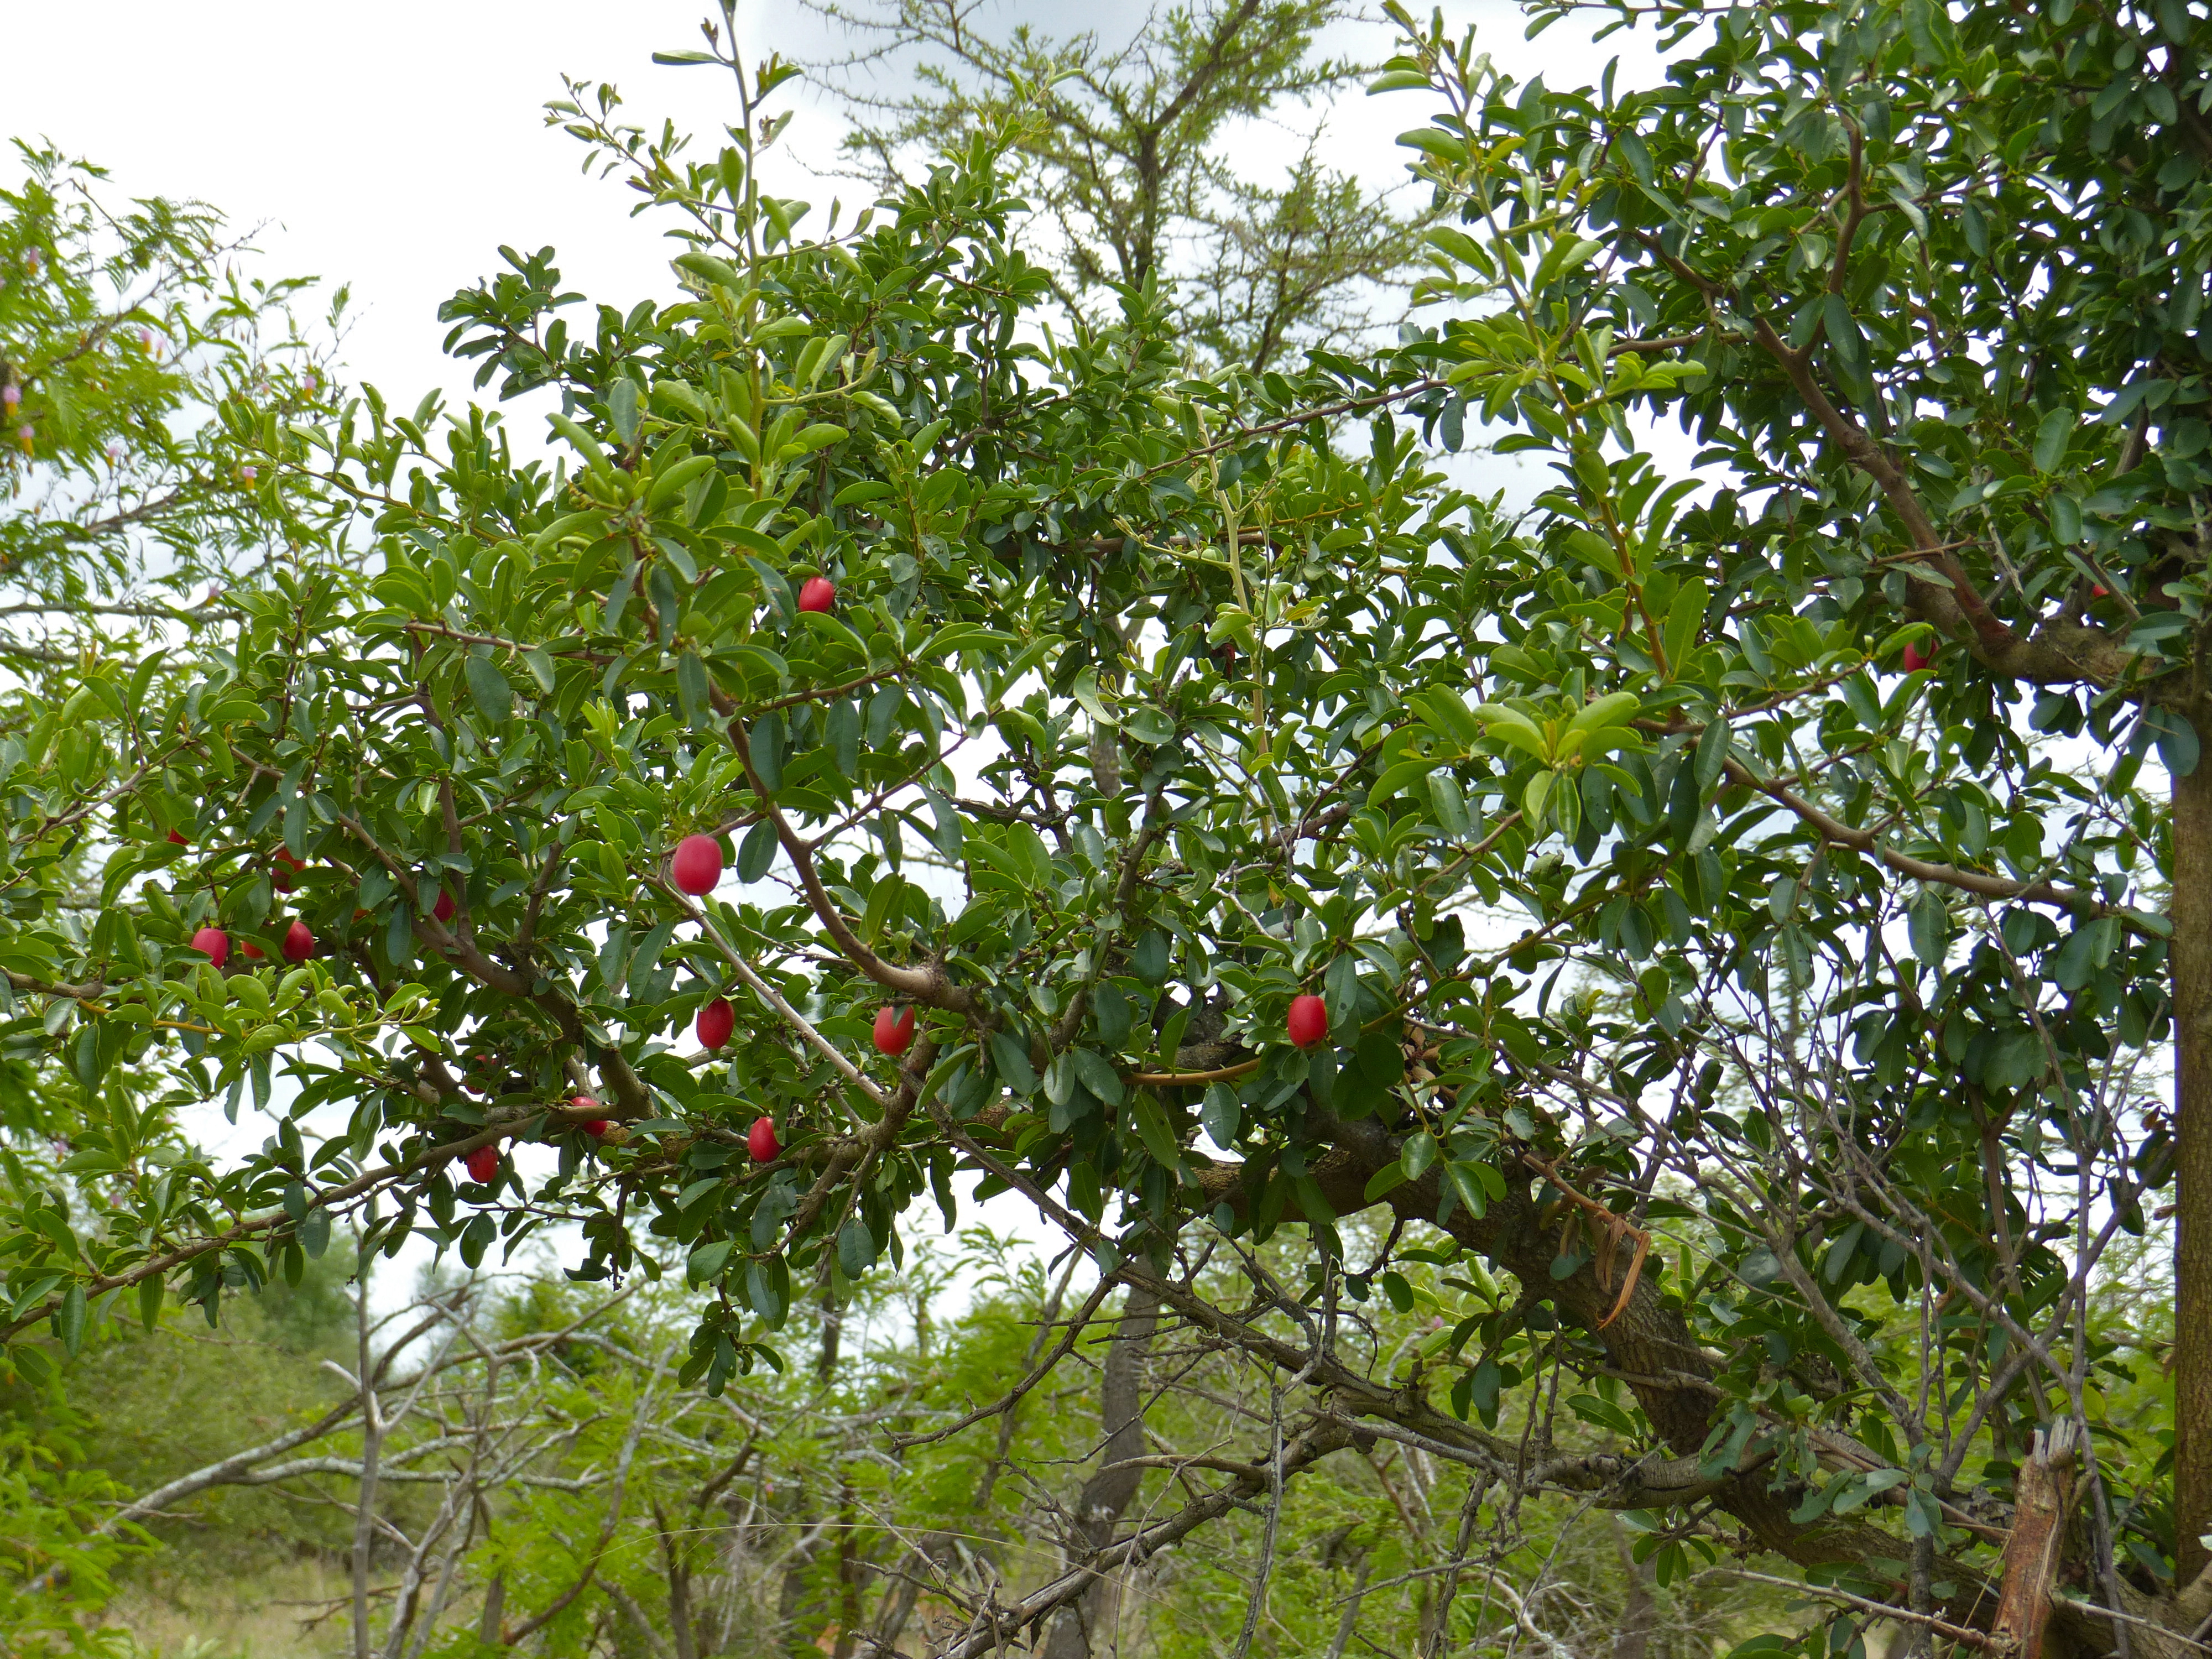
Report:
476,1573,504,1647
1040,1286,1164,1659
2178,757,2212,1586
352,1292,385,1659
1324,1549,1372,1659
654,1499,698,1659
1185,1114,1940,1575
1989,1420,2077,1659
868,1531,956,1655
1611,1515,1659,1659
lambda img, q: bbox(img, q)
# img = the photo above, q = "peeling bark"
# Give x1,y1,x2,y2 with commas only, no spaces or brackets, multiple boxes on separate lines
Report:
1989,1421,2077,1659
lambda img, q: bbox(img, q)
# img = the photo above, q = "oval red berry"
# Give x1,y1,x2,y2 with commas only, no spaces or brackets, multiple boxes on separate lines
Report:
748,1118,781,1162
190,926,229,969
282,920,315,962
696,997,735,1050
1286,993,1329,1051
797,576,836,614
873,1005,916,1057
465,1146,498,1185
671,834,723,895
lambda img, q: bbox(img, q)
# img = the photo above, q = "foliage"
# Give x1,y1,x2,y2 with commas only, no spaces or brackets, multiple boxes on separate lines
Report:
44,1231,1791,1657
8,0,2212,1653
795,0,1428,370
0,142,338,611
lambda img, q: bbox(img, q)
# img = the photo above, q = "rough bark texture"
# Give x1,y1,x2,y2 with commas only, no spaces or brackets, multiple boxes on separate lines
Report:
1989,1420,2077,1659
1040,1286,1163,1659
2177,759,2212,1586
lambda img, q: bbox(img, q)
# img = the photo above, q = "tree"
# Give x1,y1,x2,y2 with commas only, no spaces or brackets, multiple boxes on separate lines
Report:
9,0,2212,1652
798,0,1427,370
0,142,332,1655
0,142,337,619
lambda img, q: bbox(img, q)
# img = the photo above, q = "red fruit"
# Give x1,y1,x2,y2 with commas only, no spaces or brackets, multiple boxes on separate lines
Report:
570,1095,609,1138
281,920,315,962
1901,641,1934,672
465,1145,498,1185
1287,993,1329,1051
190,926,229,968
241,941,265,961
166,829,187,846
2091,584,2109,599
272,847,304,892
432,886,456,923
797,576,836,614
671,833,723,895
748,1118,781,1162
696,997,735,1050
873,1004,916,1057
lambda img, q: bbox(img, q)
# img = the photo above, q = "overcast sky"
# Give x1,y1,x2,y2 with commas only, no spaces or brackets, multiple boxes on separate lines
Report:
10,1,1675,422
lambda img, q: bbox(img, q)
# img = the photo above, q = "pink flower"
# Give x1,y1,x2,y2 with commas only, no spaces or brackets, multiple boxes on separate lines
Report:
15,425,32,448
1,385,17,409
239,465,258,482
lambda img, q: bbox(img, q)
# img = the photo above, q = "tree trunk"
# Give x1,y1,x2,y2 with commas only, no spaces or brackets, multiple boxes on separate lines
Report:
476,1573,504,1647
1989,1420,2077,1659
1324,1550,1372,1659
1610,1516,1658,1659
2176,759,2212,1584
1040,1286,1162,1659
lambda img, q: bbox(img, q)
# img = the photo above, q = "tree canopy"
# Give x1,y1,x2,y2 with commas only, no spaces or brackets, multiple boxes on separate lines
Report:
9,0,2212,1653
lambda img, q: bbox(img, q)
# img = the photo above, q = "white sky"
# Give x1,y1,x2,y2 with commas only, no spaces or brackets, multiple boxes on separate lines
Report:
9,1,1680,479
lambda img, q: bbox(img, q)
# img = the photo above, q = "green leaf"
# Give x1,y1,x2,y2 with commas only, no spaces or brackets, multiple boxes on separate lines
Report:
1123,705,1176,745
738,820,779,882
1908,888,1949,968
1201,1083,1241,1149
54,1282,86,1357
750,710,786,792
1694,717,1730,794
1323,952,1360,1027
838,1219,876,1278
2033,408,2075,474
1427,769,1471,838
1368,755,1437,808
990,1031,1037,1094
687,1239,735,1286
1363,1160,1408,1202
1131,1093,1183,1168
464,656,513,724
1072,1048,1124,1104
1400,1129,1437,1178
